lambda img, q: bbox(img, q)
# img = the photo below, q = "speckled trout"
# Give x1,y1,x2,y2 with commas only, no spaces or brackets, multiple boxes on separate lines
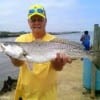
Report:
0,38,97,63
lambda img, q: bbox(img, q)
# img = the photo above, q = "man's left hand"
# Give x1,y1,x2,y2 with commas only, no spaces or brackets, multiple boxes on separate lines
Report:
51,53,72,71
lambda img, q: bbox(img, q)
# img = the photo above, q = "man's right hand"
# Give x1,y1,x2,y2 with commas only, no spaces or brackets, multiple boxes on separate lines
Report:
10,56,24,67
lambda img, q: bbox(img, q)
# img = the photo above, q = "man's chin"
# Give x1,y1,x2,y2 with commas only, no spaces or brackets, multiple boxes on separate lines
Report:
33,29,41,33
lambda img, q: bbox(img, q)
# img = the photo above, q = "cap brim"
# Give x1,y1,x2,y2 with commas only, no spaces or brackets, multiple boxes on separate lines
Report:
28,12,45,19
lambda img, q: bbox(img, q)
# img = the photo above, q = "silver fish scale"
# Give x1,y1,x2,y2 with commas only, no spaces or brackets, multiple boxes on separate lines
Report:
18,39,86,58
51,38,84,49
0,38,94,62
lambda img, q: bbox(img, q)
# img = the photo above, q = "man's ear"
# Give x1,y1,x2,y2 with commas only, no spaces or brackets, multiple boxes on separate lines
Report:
45,18,47,24
28,19,30,24
28,19,31,26
46,18,47,21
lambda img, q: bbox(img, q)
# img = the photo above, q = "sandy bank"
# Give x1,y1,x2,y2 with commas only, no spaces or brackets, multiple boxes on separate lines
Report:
0,60,100,100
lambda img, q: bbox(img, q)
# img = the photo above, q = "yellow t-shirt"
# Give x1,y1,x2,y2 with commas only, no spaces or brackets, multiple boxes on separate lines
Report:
14,33,57,100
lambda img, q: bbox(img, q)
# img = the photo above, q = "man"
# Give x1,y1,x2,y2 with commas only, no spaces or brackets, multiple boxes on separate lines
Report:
11,4,72,100
80,31,91,50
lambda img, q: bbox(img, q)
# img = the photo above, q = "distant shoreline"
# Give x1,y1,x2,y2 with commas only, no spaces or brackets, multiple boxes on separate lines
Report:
0,31,81,38
0,35,19,38
0,31,27,38
51,31,81,35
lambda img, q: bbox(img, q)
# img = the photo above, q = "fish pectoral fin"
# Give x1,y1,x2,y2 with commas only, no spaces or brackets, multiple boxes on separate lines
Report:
25,61,33,71
24,55,33,71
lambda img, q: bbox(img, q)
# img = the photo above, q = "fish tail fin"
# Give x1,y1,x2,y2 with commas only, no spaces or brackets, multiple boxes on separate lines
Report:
84,50,100,61
87,50,100,56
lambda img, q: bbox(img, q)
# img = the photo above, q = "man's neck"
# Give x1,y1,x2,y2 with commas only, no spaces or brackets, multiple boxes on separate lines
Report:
32,31,46,39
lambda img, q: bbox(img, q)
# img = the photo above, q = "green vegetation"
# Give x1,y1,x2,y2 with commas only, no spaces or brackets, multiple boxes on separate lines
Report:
0,31,27,38
50,31,81,35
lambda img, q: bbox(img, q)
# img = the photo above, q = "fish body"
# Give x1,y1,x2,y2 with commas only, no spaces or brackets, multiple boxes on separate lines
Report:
0,38,95,63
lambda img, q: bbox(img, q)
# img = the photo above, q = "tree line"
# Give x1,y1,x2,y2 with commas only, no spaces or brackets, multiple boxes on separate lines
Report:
0,31,27,38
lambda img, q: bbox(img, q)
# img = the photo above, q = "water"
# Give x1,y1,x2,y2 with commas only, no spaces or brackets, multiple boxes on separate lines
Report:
0,37,16,42
55,32,94,46
0,32,94,90
0,37,18,90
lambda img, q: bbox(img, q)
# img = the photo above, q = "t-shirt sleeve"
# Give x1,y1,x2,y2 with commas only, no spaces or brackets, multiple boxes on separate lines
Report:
15,35,26,42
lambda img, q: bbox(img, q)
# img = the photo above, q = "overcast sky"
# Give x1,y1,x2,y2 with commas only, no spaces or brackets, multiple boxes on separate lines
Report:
0,0,100,32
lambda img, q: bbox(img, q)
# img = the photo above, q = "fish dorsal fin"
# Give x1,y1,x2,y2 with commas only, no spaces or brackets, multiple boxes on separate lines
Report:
31,39,45,44
50,38,69,44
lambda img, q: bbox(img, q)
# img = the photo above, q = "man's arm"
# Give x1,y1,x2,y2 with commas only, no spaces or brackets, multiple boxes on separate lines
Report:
80,35,83,41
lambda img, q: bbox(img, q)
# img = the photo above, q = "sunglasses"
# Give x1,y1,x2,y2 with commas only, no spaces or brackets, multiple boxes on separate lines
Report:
30,18,44,22
28,8,45,15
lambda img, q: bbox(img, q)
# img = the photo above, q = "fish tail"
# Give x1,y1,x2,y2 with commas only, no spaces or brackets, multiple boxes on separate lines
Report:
87,50,100,56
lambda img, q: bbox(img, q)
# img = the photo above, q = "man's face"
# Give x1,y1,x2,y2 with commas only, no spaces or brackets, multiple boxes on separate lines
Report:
28,15,47,33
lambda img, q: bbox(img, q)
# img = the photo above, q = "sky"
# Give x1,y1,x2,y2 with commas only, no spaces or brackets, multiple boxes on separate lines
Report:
0,0,100,32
